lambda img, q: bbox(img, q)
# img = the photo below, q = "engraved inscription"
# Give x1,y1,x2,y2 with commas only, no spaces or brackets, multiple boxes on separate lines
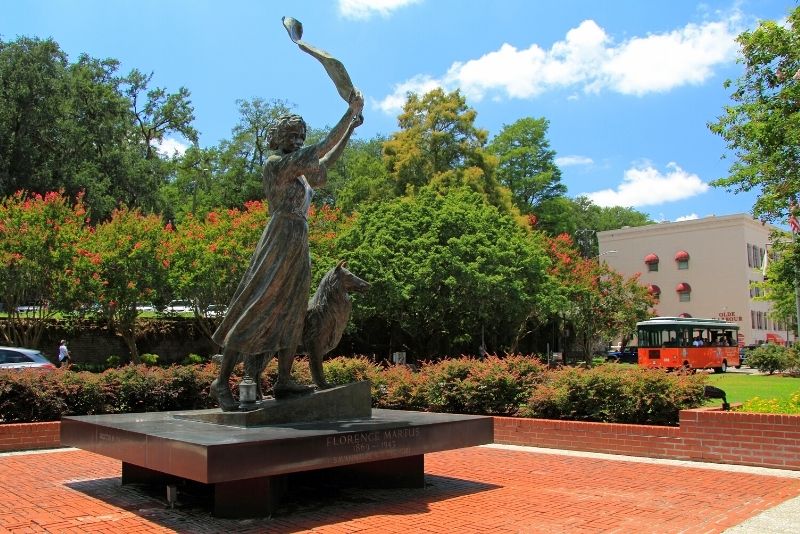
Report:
325,427,421,464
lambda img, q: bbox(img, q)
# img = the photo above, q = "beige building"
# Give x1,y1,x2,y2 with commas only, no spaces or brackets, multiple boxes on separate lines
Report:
597,214,793,347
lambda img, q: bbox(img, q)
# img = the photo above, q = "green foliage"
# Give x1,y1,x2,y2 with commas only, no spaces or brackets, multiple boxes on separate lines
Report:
746,344,798,374
0,37,197,220
709,6,800,223
105,355,121,368
382,89,515,216
519,364,707,425
338,187,552,356
320,356,383,386
419,355,549,415
140,353,159,366
183,354,205,365
740,391,800,414
0,357,711,425
488,117,565,214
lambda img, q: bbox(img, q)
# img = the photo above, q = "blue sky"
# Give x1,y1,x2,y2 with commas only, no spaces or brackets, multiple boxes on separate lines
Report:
3,0,796,222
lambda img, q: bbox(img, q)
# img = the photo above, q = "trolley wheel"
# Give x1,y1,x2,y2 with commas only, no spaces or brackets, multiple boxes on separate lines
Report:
713,361,728,374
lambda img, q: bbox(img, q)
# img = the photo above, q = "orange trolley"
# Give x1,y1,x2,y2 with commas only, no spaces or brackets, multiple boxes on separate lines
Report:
636,316,741,373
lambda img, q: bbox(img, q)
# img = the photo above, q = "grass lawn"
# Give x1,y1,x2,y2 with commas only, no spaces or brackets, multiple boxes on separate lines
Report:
705,372,800,404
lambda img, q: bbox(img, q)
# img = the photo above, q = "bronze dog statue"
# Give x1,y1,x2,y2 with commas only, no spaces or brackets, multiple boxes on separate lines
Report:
244,261,369,398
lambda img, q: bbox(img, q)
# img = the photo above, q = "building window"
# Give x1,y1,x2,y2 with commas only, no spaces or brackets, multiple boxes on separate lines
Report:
751,310,756,329
644,253,659,272
675,250,690,270
747,244,753,267
676,282,691,302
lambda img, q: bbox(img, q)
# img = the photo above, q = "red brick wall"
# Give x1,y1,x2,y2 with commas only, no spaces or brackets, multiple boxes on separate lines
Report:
3,409,800,472
494,407,800,470
0,422,60,452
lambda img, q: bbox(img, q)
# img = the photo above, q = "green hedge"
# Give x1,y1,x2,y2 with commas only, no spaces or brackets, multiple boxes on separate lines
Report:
0,356,708,425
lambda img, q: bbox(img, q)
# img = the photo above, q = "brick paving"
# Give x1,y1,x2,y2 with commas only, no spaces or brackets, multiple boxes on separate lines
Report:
2,446,800,533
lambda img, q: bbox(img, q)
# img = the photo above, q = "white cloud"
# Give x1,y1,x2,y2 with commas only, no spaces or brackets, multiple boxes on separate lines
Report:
375,74,443,114
152,138,189,158
675,213,700,222
339,0,421,20
603,18,741,95
556,155,594,167
377,11,742,113
582,162,709,208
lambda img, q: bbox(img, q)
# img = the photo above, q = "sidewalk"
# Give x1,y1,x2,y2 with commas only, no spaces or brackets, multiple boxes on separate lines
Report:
2,444,800,533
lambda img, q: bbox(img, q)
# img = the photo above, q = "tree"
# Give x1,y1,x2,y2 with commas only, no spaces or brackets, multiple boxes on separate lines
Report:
165,98,296,218
0,37,200,221
123,69,197,161
337,187,551,358
313,135,393,212
86,206,170,362
166,201,267,341
488,117,566,214
709,6,800,222
0,191,92,347
545,234,655,364
754,236,798,334
382,89,515,215
531,196,652,255
0,37,68,196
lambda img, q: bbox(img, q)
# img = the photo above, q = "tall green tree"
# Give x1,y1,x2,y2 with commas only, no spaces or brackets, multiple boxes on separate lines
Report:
488,117,566,214
709,5,800,221
167,98,295,218
383,89,515,215
317,135,393,212
0,37,68,196
338,186,551,358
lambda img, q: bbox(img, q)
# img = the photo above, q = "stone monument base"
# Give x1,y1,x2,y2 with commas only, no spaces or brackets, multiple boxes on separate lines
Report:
61,405,493,518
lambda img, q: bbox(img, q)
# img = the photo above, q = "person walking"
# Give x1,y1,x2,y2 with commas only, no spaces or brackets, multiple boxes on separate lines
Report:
58,339,71,368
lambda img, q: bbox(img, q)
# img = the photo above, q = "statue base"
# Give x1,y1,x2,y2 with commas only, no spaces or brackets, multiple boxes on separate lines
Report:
61,399,493,518
177,381,372,426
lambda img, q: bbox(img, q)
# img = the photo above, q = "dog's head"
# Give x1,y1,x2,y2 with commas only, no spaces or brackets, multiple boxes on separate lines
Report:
336,260,370,294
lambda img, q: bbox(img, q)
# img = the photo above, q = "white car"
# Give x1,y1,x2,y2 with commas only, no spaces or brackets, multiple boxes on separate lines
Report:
0,347,56,370
166,300,194,313
205,304,227,318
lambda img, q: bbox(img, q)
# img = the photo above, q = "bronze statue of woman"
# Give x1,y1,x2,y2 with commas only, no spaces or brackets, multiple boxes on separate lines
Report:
210,92,364,411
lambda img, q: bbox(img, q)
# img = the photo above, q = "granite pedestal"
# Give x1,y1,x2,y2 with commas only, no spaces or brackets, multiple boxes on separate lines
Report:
61,405,493,517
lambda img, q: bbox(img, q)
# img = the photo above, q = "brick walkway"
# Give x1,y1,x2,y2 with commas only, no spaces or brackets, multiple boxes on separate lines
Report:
2,446,800,533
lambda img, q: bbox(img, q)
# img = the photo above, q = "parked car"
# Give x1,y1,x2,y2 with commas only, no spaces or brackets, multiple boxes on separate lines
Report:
205,304,227,318
165,300,194,313
0,347,56,370
606,346,639,364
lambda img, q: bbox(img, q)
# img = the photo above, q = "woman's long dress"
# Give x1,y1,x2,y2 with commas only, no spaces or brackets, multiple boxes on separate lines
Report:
212,145,321,356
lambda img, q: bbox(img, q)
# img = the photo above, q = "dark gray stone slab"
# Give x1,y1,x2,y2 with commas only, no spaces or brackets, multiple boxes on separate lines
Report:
175,380,372,427
61,408,494,485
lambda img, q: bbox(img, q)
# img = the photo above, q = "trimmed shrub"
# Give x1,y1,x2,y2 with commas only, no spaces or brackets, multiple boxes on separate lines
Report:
0,356,708,426
747,344,797,375
373,364,426,410
518,364,707,426
418,355,548,415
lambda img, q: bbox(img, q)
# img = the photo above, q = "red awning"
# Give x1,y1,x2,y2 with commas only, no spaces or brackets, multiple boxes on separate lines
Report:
675,250,690,261
644,253,659,264
676,282,692,293
647,284,661,295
